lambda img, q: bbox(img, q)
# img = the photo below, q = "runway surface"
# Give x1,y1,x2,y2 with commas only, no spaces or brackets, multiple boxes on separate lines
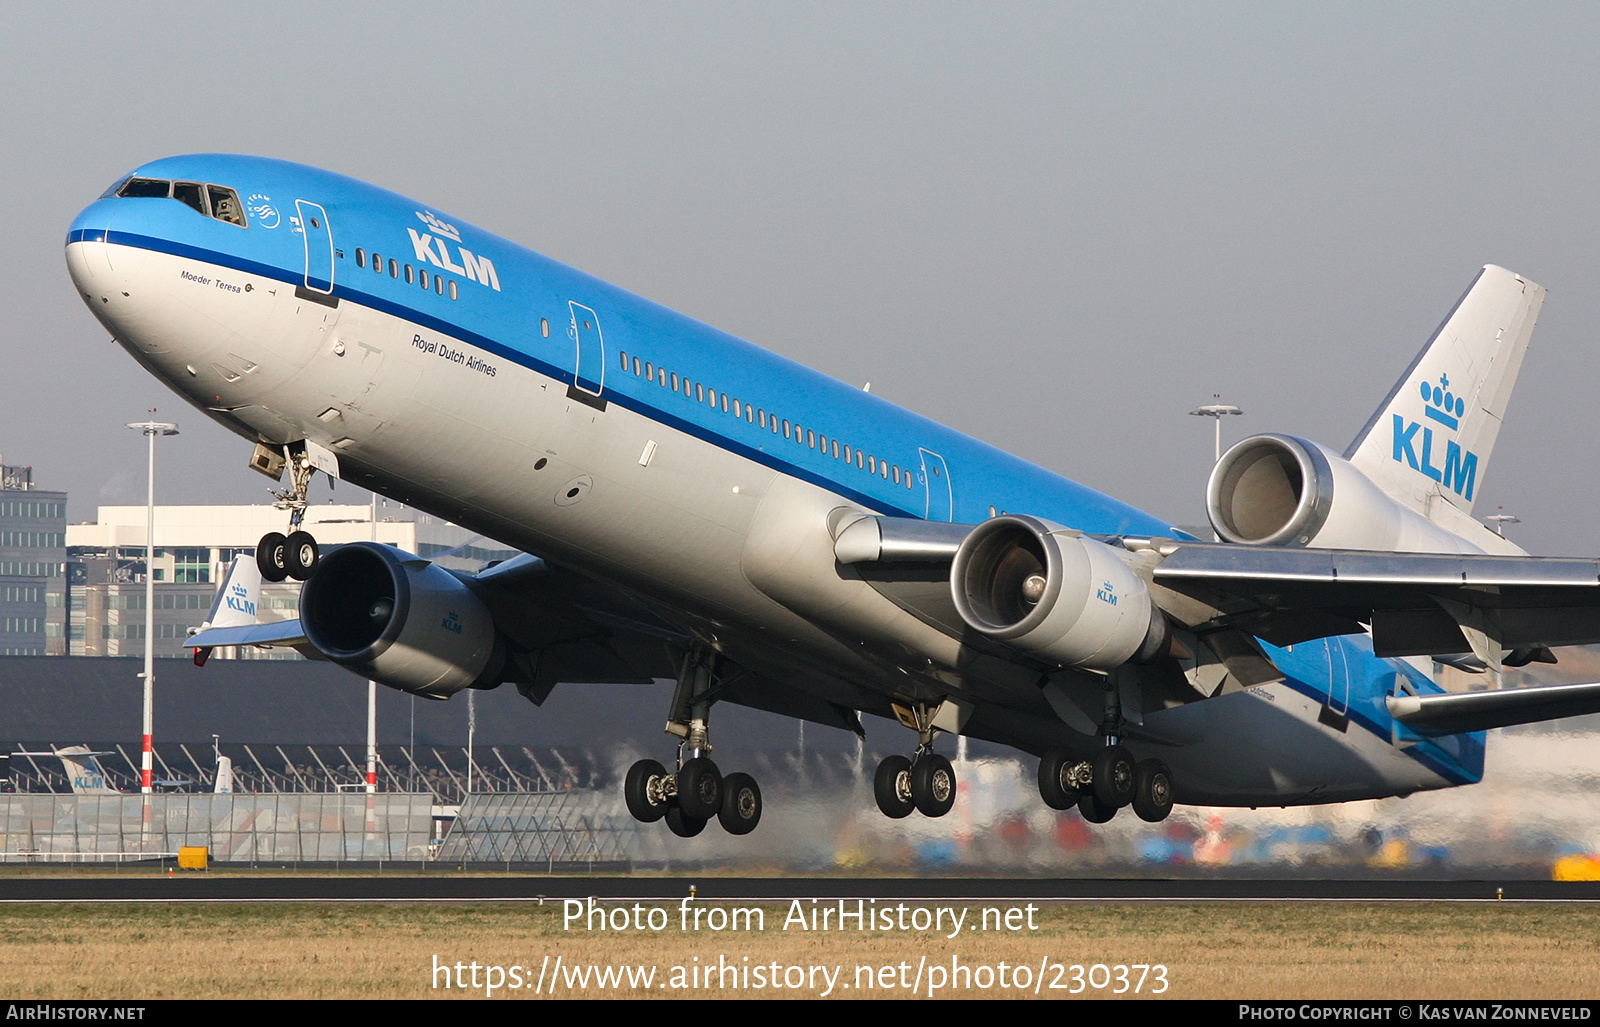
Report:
1,874,1596,902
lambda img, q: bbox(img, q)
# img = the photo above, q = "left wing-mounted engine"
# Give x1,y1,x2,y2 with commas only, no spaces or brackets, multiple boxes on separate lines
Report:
299,542,505,698
948,516,1170,671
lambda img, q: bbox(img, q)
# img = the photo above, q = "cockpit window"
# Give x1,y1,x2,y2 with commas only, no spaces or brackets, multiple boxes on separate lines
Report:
112,177,248,227
100,176,132,199
207,185,246,226
172,182,207,216
117,178,171,199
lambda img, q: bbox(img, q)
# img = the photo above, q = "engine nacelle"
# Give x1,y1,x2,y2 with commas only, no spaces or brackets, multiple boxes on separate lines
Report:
300,542,503,698
1206,433,1482,553
950,516,1167,671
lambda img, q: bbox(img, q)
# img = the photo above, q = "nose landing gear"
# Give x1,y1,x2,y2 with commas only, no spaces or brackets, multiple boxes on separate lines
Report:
256,446,323,582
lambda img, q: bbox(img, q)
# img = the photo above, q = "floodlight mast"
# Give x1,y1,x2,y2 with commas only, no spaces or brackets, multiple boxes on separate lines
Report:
125,415,177,819
1189,397,1244,464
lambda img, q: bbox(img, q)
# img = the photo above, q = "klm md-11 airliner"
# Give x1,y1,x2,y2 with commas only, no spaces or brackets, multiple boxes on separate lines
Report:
65,155,1600,837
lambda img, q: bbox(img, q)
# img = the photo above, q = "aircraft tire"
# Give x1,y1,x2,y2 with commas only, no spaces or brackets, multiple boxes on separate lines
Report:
1077,791,1117,824
1132,759,1175,823
677,757,722,821
257,532,290,583
285,531,320,580
624,758,669,823
664,803,707,838
911,753,957,818
717,772,762,835
874,755,915,819
1092,745,1137,809
1037,748,1079,810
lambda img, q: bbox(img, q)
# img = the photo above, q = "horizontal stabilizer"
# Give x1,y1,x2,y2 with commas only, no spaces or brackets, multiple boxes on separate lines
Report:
188,619,310,652
1387,680,1600,735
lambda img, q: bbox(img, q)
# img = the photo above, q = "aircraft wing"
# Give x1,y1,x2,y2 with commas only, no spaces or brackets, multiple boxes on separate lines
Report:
1139,538,1600,660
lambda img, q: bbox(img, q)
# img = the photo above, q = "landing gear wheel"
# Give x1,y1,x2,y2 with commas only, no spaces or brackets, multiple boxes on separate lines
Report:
285,530,320,581
911,753,957,818
676,757,722,821
664,803,707,838
624,758,669,823
1077,791,1117,824
1037,748,1080,811
257,532,289,583
874,755,915,819
717,772,762,835
1092,744,1137,809
1132,759,1175,823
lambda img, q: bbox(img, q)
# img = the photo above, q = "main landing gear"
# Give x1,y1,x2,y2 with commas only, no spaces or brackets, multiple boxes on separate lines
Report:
623,648,764,838
873,702,958,820
257,446,321,583
1036,676,1174,824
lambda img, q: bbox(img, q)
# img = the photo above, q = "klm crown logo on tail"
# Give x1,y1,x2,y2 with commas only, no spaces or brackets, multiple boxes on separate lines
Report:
1392,373,1478,502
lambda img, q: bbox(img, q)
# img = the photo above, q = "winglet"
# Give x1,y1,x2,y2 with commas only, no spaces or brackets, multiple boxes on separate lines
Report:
1346,265,1545,522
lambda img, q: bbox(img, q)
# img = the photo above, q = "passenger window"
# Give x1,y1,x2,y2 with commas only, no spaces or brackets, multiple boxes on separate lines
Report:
646,362,654,382
437,276,445,295
892,466,900,484
356,249,366,269
807,430,815,448
389,259,399,278
868,455,876,474
832,440,840,459
448,280,456,299
541,318,550,338
405,265,414,285
746,406,754,424
696,384,704,403
633,357,642,376
732,399,741,418
843,444,852,463
117,178,170,199
172,182,207,216
707,387,717,407
207,186,246,226
372,253,383,274
721,394,729,413
759,410,767,429
882,461,890,479
620,351,630,371
782,419,790,439
671,373,680,390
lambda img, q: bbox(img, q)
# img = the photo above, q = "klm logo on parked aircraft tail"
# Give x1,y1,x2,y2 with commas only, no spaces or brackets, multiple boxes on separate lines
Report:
225,581,255,618
1392,374,1477,501
408,210,501,292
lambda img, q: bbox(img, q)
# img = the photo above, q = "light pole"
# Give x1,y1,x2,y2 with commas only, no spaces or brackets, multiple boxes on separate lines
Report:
126,414,177,840
1189,396,1244,464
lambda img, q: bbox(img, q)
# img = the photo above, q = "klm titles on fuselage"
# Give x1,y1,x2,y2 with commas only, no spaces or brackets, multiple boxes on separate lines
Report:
1393,374,1478,501
407,210,500,292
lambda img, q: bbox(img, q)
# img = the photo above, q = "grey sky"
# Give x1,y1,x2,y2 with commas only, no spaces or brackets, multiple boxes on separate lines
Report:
4,2,1598,552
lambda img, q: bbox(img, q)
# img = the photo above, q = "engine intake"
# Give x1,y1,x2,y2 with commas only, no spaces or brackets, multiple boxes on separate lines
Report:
1206,433,1482,552
300,542,502,698
950,516,1167,670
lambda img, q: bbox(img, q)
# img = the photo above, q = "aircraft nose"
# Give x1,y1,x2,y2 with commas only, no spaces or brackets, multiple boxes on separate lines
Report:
64,198,117,293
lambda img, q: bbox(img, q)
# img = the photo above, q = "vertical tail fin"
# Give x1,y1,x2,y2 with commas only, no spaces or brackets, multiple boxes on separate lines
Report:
193,556,262,665
1345,265,1544,523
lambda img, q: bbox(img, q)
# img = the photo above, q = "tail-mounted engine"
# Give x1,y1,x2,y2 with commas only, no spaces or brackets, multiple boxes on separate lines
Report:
299,542,504,698
950,515,1169,671
1206,433,1477,552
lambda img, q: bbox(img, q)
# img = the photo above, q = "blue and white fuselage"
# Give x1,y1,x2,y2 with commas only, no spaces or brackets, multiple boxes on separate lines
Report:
66,154,1486,809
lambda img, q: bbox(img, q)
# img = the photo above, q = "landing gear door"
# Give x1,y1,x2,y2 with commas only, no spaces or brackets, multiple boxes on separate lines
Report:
294,199,335,294
918,448,953,522
567,301,607,409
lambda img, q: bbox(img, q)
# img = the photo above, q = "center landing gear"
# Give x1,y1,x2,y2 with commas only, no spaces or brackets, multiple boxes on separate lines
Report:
873,702,958,820
1036,676,1176,824
622,648,765,837
257,445,322,582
